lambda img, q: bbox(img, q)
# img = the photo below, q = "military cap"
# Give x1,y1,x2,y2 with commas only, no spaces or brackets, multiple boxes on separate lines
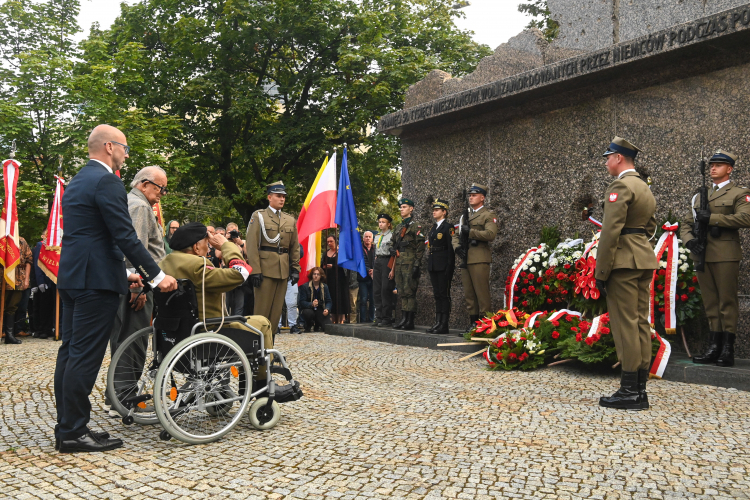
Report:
432,197,449,210
708,149,737,167
468,184,488,196
266,181,287,194
170,222,208,250
377,213,393,222
603,136,642,158
398,198,415,207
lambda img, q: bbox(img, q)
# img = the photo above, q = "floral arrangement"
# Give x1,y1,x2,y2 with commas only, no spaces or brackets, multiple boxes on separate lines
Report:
484,328,547,371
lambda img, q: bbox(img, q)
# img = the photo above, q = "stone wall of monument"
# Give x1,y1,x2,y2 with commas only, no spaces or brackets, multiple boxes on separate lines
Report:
401,61,750,357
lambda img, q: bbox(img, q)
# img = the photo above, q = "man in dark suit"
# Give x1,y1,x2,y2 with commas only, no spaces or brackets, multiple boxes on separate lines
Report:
54,124,178,453
426,198,455,334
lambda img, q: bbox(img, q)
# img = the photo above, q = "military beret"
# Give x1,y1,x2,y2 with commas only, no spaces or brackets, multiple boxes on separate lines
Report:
171,222,208,251
709,149,737,167
468,184,488,196
603,136,642,158
267,181,287,194
398,198,415,207
432,197,449,210
377,213,392,222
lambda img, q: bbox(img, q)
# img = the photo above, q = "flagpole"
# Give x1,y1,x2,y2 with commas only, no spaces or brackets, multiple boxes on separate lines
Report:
55,156,62,341
0,141,17,338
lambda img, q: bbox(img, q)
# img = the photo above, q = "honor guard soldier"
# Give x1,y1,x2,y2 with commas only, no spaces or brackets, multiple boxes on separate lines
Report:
389,198,425,330
595,137,657,410
246,181,301,333
682,150,750,368
451,184,498,335
426,198,455,334
373,213,396,327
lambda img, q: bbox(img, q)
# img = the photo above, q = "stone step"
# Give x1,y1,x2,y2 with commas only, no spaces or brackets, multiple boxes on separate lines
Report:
323,323,750,391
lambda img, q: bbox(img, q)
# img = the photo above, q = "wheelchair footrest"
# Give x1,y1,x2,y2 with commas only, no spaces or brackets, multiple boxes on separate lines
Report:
270,365,293,381
274,381,303,403
122,394,153,409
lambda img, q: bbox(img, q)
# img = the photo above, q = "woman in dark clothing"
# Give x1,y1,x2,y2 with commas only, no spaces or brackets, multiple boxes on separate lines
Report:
321,235,350,323
298,267,332,332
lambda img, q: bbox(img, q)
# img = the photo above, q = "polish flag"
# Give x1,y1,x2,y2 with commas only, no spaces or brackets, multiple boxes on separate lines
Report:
0,158,21,288
38,176,65,283
297,152,337,285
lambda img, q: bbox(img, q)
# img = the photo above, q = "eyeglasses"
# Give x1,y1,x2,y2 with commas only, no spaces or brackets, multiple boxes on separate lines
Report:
144,180,168,194
106,141,130,155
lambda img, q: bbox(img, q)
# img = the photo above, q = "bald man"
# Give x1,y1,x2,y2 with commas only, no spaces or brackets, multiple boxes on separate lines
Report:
55,125,178,453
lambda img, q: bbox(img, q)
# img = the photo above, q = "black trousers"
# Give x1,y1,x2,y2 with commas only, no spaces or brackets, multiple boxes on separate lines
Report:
34,286,57,336
55,288,121,441
300,308,328,331
429,268,453,314
372,257,395,320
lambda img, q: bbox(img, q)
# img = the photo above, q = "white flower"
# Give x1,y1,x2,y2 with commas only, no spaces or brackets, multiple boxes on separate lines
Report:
529,266,537,273
533,255,541,262
680,263,689,272
523,264,529,270
548,258,559,268
542,252,548,258
573,251,582,259
659,261,667,268
678,247,686,254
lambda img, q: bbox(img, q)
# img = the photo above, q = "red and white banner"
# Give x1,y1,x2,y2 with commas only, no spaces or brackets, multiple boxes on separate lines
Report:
546,309,582,322
582,232,600,259
506,245,541,307
38,175,65,283
0,158,21,288
587,216,602,228
586,313,607,337
523,311,545,329
649,222,679,334
650,329,671,378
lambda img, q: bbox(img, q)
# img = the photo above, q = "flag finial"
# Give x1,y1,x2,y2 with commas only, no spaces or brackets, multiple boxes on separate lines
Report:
58,156,63,174
10,139,16,159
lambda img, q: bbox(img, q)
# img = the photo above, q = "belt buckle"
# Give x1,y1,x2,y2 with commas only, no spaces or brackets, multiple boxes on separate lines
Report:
277,246,283,254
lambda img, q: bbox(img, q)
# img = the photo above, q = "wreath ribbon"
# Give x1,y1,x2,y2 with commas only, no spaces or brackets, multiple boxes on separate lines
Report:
523,311,545,329
506,245,541,308
649,222,679,334
650,329,671,378
546,309,582,322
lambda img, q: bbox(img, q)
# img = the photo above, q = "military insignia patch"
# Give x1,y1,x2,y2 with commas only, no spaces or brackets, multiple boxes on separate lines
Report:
493,218,497,223
450,228,455,236
437,233,443,239
746,195,750,202
609,193,619,202
249,217,254,224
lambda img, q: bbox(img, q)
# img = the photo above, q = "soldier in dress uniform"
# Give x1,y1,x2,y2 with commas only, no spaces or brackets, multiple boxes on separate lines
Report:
426,198,455,335
246,181,301,335
594,137,657,410
389,198,425,330
373,213,396,327
682,150,750,368
451,184,498,335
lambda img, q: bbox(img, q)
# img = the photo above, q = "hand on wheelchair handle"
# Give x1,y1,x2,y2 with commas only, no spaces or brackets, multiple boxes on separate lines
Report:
157,275,178,292
251,274,264,288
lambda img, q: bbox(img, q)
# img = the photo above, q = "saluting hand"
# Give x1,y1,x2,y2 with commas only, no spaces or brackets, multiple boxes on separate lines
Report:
208,232,228,248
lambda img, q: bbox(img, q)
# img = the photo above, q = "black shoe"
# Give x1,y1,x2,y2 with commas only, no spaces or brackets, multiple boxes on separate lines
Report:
36,333,50,340
393,314,408,330
55,430,111,451
715,332,735,367
426,313,441,333
372,318,381,327
403,311,415,331
3,313,21,344
379,318,393,328
637,368,650,410
59,431,123,453
459,315,479,337
289,325,301,335
599,371,643,410
434,312,450,335
693,331,723,364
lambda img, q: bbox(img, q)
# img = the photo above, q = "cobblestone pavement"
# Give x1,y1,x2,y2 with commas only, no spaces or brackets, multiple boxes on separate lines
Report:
1,334,750,500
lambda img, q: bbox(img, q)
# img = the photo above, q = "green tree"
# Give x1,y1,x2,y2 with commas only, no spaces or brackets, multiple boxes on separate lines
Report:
518,0,559,42
102,0,491,225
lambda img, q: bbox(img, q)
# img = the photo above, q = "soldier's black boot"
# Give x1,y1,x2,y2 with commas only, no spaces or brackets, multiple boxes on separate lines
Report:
4,314,21,344
403,311,415,331
434,312,450,335
393,313,408,330
692,331,723,364
599,371,642,410
458,315,479,337
715,332,735,367
426,313,441,333
637,368,650,410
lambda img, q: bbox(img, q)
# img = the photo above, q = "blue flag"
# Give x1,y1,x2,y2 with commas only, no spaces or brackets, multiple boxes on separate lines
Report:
335,147,366,278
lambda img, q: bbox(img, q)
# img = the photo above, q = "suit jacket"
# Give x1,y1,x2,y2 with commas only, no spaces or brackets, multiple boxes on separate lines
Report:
451,206,498,264
246,206,301,280
681,180,750,262
428,220,455,273
595,171,658,281
58,160,162,294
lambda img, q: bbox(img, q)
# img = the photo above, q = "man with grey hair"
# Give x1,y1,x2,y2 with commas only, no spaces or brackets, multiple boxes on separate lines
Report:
358,230,375,322
107,165,169,410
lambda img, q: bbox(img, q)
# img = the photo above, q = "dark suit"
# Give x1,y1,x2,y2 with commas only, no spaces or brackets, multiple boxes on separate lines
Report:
54,160,162,441
428,220,455,315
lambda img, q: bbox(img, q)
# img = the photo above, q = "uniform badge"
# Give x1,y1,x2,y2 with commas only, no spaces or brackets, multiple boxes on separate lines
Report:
437,233,443,240
450,228,455,236
745,195,750,202
493,218,497,223
249,217,254,224
609,193,618,202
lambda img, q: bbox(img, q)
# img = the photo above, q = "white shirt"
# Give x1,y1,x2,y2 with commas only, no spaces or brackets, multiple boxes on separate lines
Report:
713,180,731,190
89,159,166,286
618,169,637,178
435,219,445,228
471,205,484,213
268,206,280,215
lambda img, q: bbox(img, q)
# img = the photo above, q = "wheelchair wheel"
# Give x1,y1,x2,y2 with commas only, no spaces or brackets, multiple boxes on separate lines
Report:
107,326,160,425
153,333,252,445
247,398,281,430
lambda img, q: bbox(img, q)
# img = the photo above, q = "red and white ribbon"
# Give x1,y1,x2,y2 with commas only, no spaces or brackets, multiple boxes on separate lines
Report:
582,232,600,258
523,311,546,329
547,309,582,322
649,222,679,334
507,245,541,307
586,314,605,337
650,329,671,378
587,216,602,228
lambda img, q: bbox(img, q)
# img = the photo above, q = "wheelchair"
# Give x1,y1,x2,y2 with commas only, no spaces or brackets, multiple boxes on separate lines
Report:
106,279,302,445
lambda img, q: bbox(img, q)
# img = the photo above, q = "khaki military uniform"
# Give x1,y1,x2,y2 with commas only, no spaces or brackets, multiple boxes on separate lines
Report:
392,219,425,312
595,170,658,372
246,207,301,332
451,206,498,315
159,241,274,379
681,181,750,334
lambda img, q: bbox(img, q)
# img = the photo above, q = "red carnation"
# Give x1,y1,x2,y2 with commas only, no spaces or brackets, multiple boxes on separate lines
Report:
520,272,526,278
528,286,535,292
535,321,541,327
556,272,566,280
522,301,528,306
584,336,594,346
565,315,573,322
537,277,543,283
561,290,568,295
657,284,664,291
688,286,695,293
681,294,689,302
600,327,610,334
564,264,571,269
496,352,503,360
519,353,529,361
658,307,665,312
523,279,529,284
547,299,553,304
535,289,541,295
543,285,549,290
508,352,518,360
658,269,666,276
514,285,519,292
551,330,559,339
575,333,582,342
692,276,698,283
521,288,527,294
551,320,560,327
593,334,601,342
570,326,578,332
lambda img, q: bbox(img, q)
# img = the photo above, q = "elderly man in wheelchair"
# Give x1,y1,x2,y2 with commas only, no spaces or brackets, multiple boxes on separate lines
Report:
106,222,301,444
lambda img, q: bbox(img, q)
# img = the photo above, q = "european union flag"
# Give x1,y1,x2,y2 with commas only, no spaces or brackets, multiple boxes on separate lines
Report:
335,147,366,278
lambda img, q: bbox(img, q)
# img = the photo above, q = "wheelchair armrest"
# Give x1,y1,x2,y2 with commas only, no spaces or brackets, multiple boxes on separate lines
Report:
202,315,247,325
